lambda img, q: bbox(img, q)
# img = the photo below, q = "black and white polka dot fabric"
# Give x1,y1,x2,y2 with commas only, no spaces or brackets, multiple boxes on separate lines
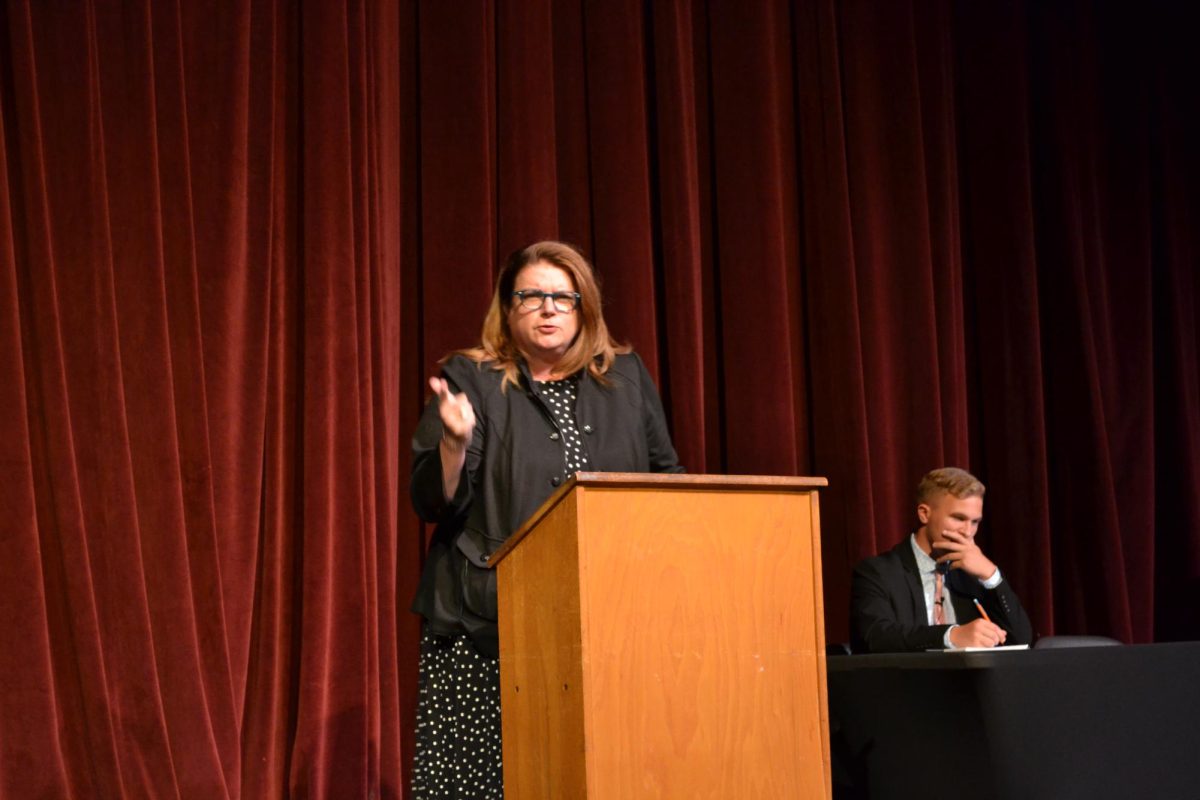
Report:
412,627,502,798
535,376,589,474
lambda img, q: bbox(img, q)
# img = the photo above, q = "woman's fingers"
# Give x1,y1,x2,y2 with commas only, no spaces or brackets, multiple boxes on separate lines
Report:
430,376,475,443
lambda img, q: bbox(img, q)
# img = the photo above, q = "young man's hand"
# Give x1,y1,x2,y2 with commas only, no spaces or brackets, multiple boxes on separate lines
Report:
935,529,997,581
949,618,1007,648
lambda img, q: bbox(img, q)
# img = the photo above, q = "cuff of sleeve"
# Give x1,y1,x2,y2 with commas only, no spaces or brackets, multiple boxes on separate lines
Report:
943,626,957,649
980,568,1003,589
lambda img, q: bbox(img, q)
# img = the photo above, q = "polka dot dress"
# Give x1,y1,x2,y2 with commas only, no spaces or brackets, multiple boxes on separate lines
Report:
412,627,503,798
535,376,590,475
411,375,589,799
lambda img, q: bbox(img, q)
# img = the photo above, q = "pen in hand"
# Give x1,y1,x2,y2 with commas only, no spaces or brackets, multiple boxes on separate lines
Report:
973,598,992,623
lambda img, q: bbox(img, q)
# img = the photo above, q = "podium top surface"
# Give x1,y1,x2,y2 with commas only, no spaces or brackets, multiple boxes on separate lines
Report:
487,472,827,567
563,472,827,490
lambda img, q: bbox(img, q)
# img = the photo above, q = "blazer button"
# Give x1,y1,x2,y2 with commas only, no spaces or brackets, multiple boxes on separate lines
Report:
481,553,489,563
549,432,560,441
551,476,561,487
582,424,594,434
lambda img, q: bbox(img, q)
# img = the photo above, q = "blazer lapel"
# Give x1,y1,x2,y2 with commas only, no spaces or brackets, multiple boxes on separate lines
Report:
893,538,929,625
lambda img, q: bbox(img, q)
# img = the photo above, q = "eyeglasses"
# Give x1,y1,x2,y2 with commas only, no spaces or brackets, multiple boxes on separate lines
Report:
512,289,581,313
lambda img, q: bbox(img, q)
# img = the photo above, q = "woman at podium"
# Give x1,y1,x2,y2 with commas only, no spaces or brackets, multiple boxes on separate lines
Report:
408,240,683,798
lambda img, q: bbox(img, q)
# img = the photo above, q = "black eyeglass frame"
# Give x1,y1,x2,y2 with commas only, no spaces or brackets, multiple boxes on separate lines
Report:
511,289,582,312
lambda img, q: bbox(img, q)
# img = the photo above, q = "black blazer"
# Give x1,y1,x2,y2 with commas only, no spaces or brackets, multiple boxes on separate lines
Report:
410,352,683,655
850,536,1033,654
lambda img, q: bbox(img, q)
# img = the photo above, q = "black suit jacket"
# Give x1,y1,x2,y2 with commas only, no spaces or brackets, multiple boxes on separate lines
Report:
850,536,1033,654
410,352,683,656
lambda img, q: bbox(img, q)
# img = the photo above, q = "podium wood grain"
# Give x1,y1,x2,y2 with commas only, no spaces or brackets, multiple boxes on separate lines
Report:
496,474,830,799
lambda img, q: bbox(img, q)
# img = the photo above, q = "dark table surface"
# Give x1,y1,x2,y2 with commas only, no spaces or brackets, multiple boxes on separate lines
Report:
827,642,1200,800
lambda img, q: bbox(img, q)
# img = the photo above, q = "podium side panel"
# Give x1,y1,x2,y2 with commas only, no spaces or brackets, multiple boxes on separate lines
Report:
497,491,587,799
576,488,828,799
809,492,831,799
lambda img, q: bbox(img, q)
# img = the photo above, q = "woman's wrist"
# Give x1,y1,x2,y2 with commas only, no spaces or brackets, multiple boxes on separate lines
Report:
440,431,468,454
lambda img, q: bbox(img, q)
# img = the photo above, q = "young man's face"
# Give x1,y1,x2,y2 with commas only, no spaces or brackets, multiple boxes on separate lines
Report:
917,491,984,553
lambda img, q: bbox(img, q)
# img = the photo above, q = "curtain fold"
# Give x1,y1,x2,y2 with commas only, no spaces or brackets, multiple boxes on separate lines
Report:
707,0,807,476
1,0,1196,796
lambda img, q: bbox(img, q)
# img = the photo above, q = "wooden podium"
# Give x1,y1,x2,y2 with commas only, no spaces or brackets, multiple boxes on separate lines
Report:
488,473,830,799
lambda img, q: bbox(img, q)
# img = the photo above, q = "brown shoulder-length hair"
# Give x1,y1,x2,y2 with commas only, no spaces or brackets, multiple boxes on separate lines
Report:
453,241,628,388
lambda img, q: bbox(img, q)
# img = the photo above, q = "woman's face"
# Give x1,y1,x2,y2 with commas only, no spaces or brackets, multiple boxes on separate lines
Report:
507,261,580,369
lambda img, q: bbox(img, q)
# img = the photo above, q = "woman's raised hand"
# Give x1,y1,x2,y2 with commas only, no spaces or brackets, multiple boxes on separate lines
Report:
430,377,475,451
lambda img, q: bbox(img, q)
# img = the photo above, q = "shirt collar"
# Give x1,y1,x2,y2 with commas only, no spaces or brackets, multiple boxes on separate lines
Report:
909,533,938,574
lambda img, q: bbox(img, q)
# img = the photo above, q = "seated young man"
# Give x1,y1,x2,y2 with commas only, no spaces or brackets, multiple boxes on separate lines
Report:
850,467,1033,653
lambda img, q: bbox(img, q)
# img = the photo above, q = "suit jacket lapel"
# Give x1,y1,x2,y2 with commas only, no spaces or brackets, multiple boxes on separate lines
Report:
893,538,929,625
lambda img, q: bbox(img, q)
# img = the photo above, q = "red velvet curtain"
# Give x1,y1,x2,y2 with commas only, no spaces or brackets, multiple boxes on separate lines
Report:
2,0,1196,796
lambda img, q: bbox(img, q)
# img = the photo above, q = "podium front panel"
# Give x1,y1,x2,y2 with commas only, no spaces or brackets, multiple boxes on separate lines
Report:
497,476,829,799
